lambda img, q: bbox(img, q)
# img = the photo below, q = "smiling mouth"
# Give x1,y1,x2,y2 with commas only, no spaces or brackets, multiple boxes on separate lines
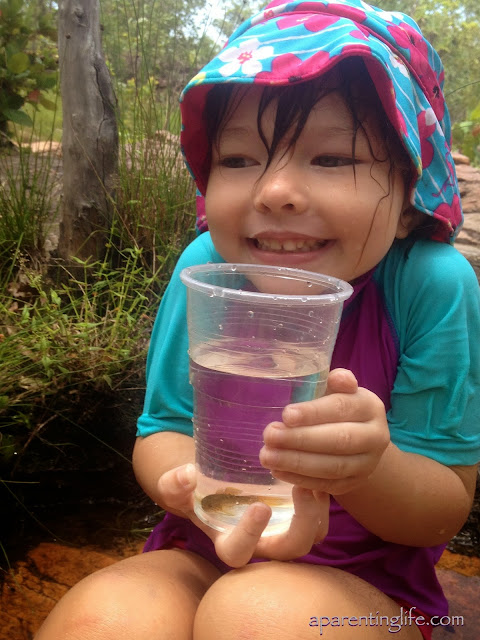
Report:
252,237,328,252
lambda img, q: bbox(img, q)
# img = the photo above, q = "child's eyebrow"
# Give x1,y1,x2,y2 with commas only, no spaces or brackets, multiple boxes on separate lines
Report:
309,124,355,139
324,125,355,136
219,124,355,144
219,125,252,141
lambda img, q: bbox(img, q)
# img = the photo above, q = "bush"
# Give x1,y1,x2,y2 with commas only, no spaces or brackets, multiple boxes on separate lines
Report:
0,0,58,140
452,103,480,166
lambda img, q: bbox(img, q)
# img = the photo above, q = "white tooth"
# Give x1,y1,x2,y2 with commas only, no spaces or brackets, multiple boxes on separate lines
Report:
283,240,297,251
270,239,282,250
296,240,305,249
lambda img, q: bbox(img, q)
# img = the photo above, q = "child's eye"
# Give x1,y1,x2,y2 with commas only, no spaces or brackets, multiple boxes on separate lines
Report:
312,155,355,167
220,156,255,169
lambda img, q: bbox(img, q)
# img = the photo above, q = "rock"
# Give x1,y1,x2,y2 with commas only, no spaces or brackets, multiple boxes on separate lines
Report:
456,163,480,216
452,152,471,165
0,541,144,640
434,568,480,639
454,163,480,280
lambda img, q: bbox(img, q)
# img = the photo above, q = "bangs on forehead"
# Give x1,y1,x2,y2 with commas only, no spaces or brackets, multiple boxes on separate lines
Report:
205,59,409,174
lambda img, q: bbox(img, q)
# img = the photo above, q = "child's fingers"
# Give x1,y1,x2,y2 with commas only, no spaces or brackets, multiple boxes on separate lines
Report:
270,468,362,495
157,463,196,513
280,368,358,428
312,490,330,543
281,386,385,428
213,503,272,568
262,421,380,456
325,368,358,395
255,487,329,560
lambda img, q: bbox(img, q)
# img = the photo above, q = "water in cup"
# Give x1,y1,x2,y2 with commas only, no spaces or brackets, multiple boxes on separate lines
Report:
190,340,328,536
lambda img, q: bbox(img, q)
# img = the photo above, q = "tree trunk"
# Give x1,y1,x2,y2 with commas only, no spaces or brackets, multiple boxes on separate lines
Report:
58,0,118,262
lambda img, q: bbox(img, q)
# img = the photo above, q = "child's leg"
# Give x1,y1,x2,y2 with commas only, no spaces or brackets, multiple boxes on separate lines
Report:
194,561,424,639
34,549,221,640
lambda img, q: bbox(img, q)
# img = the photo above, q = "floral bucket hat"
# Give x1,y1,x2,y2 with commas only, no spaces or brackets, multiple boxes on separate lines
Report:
180,0,463,243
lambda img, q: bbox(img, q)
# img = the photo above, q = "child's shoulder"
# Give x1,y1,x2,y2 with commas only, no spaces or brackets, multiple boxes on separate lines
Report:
377,238,478,295
173,232,224,273
375,239,479,339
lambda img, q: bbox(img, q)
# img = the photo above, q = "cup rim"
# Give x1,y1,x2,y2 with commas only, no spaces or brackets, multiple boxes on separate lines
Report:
180,263,353,305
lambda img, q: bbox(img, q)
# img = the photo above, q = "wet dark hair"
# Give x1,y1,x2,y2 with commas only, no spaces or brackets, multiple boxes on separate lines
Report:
205,59,410,179
203,57,441,246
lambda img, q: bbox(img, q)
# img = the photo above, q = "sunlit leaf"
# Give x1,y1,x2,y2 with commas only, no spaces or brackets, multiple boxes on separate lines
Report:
6,52,29,74
471,103,480,120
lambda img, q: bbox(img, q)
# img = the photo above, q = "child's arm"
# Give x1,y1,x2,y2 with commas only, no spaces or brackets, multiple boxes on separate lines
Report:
133,431,195,517
337,439,477,546
260,368,478,547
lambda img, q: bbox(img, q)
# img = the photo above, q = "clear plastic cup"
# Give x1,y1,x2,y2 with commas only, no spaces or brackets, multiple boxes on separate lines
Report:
180,263,353,536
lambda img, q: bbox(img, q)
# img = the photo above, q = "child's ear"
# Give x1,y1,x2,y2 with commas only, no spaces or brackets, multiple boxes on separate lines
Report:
395,206,423,239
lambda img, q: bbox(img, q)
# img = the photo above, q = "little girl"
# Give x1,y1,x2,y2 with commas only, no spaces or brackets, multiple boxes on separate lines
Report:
35,1,480,639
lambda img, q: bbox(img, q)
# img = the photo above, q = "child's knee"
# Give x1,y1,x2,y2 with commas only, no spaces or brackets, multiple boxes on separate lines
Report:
194,562,397,640
194,562,322,640
36,566,159,639
36,550,221,640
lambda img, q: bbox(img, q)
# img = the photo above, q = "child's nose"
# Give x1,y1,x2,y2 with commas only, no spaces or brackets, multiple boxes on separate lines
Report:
253,164,308,216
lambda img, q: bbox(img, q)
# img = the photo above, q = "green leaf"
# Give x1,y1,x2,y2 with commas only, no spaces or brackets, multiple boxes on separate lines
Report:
471,103,480,120
102,374,113,388
2,108,33,126
7,52,29,74
4,92,24,110
51,290,62,305
38,73,57,90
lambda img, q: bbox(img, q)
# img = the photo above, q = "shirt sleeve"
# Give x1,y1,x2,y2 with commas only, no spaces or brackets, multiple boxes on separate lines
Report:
136,232,223,437
384,240,480,466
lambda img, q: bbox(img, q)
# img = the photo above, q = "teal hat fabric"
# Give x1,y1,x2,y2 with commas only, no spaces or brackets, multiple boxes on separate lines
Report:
180,0,462,243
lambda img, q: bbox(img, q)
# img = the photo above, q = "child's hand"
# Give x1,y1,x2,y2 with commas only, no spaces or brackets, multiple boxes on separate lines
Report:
157,465,329,568
259,368,390,496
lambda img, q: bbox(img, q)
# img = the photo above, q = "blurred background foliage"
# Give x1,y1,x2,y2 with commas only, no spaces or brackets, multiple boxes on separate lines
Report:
0,0,57,138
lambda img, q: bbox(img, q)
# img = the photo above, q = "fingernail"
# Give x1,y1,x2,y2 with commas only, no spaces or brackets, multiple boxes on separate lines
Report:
178,464,196,488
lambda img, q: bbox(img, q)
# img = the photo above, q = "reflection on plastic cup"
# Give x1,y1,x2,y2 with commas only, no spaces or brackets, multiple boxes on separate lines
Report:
180,264,352,536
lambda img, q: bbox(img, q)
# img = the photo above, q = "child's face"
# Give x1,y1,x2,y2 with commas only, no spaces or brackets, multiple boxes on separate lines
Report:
205,86,409,283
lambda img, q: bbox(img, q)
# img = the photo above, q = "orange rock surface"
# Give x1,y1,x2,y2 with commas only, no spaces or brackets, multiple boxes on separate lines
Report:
0,541,143,640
